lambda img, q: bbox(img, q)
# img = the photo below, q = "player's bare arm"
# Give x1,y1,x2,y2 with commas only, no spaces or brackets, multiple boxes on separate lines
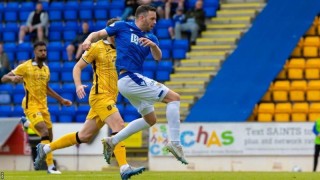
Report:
73,59,88,99
1,71,23,83
139,37,162,60
82,29,108,51
47,85,72,106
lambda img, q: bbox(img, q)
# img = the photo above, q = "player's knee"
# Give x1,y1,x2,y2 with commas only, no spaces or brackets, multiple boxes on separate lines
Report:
78,132,92,143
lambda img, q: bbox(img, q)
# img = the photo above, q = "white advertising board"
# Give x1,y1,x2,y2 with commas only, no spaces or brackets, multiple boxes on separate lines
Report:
149,122,315,156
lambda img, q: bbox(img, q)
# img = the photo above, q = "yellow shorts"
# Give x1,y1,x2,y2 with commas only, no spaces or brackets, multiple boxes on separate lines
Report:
86,94,118,129
24,107,52,129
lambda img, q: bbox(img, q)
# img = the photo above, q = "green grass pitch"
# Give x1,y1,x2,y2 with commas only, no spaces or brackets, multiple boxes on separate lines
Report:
2,171,319,180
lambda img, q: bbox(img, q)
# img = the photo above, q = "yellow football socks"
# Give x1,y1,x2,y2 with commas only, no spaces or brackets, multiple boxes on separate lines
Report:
50,132,77,151
113,141,127,167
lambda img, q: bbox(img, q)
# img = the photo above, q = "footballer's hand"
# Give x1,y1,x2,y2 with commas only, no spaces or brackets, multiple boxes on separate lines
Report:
82,40,91,51
76,85,88,99
12,76,23,83
139,37,155,47
61,98,72,106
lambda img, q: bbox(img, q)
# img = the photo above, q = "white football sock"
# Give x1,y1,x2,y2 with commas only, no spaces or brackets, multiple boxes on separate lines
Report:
43,144,51,154
166,101,181,145
120,164,130,173
112,118,150,145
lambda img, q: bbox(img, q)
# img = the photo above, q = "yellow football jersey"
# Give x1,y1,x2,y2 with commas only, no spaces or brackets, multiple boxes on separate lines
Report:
13,59,50,109
81,40,118,101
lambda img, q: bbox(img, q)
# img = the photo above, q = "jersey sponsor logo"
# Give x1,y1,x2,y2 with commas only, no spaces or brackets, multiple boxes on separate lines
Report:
130,33,140,45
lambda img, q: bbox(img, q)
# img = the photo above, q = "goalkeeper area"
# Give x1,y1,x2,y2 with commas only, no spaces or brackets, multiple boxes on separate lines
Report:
3,171,319,180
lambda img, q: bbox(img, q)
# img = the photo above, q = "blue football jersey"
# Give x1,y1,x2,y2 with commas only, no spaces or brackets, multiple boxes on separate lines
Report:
105,21,159,74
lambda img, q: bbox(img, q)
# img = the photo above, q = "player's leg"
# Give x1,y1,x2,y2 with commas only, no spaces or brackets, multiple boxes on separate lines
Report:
66,44,76,61
18,25,28,43
103,111,145,179
162,89,188,164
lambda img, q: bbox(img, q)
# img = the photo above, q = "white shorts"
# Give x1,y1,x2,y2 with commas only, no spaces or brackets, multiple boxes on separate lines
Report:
118,72,169,116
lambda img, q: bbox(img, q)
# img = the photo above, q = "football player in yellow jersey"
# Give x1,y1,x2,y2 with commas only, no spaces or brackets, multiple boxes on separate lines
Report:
1,41,72,174
33,19,145,180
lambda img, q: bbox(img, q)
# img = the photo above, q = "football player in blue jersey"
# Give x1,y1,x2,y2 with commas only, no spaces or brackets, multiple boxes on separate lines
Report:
82,5,188,165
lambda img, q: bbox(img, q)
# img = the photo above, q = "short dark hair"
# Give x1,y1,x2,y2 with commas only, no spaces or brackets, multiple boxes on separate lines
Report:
135,5,156,18
107,18,120,26
33,41,46,49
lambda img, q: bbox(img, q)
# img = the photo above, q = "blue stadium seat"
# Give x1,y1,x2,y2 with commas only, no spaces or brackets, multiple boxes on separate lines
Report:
47,42,63,51
76,94,89,104
5,2,19,11
156,19,173,29
156,28,171,39
75,114,86,123
49,21,64,31
59,105,76,123
173,39,189,51
94,20,107,31
81,71,91,82
62,62,76,71
93,1,110,20
62,83,76,93
0,3,4,22
16,51,30,61
20,2,34,21
13,93,25,105
0,93,11,104
110,1,125,9
49,2,64,10
50,71,60,82
48,31,61,42
109,9,123,18
47,96,57,104
0,84,14,94
142,70,155,79
48,10,62,21
123,114,140,122
4,43,16,62
18,42,33,51
0,105,12,117
47,50,61,62
4,11,18,22
64,2,79,21
61,92,75,102
75,105,89,122
13,84,25,94
41,1,49,11
159,39,173,50
64,10,78,21
158,61,173,73
162,49,171,60
204,7,217,18
49,83,62,94
13,105,24,116
156,71,170,82
143,61,157,71
77,105,90,114
3,31,16,42
94,9,108,20
48,62,61,72
64,21,79,31
19,10,32,22
63,31,77,42
79,2,94,20
172,49,187,59
48,104,60,117
123,104,140,122
51,115,57,123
